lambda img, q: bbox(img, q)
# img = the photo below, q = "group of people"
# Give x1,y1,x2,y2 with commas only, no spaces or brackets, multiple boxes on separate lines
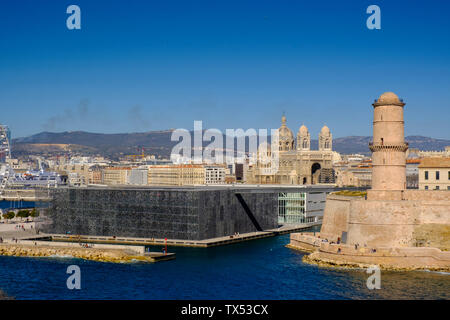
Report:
79,243,93,248
15,224,32,231
316,236,378,254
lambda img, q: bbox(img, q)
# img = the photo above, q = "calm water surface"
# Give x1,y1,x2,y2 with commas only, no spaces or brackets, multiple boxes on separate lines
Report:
0,200,35,210
0,234,448,299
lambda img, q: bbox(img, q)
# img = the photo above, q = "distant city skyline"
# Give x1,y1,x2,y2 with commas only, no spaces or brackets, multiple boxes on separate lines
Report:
1,0,449,139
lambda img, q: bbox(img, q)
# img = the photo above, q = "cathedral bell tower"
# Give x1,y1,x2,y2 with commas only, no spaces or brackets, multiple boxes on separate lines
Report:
297,125,310,151
319,125,332,151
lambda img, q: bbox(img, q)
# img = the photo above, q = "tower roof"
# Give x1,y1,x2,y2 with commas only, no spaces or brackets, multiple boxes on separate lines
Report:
373,92,405,107
298,124,309,135
320,125,330,135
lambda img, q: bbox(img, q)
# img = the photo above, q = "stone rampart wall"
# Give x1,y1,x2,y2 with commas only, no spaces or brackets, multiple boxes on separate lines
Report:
318,194,450,249
404,190,450,201
319,195,355,241
367,189,450,201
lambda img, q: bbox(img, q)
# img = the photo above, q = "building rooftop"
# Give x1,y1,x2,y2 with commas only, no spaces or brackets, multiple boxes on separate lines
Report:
59,184,352,194
418,157,450,168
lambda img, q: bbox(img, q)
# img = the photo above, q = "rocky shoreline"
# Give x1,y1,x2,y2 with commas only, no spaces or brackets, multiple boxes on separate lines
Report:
291,246,450,272
0,243,153,263
288,231,450,272
0,289,13,300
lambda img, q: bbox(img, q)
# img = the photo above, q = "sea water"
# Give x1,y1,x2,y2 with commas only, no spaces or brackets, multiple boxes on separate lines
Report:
0,234,448,300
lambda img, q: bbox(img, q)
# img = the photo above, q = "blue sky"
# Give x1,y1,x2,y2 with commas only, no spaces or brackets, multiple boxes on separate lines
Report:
1,0,449,139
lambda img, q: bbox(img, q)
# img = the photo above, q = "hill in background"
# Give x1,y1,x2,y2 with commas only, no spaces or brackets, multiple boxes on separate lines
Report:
12,131,450,159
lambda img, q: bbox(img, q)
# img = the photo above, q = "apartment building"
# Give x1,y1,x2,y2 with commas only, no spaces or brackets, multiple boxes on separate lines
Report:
102,167,132,186
418,157,450,190
148,164,205,186
148,164,226,186
204,165,226,184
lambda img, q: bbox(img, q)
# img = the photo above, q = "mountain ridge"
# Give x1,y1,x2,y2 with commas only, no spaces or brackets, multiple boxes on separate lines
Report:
12,130,450,159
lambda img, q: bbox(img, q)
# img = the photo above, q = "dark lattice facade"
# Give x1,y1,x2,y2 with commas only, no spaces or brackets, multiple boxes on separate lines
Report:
41,187,278,240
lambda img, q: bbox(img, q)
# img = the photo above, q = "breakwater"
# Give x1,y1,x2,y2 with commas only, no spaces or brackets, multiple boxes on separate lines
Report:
0,242,174,263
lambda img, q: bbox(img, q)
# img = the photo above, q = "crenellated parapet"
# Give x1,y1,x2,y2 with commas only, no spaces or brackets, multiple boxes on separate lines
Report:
369,142,409,152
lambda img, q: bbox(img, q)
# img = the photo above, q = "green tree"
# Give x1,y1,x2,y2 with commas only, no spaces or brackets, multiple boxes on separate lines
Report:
17,210,30,218
3,212,15,220
29,208,39,218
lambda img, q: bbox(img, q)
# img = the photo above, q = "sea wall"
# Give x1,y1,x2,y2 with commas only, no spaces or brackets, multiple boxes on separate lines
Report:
347,199,450,248
288,233,321,252
317,193,450,250
13,239,145,255
0,242,149,263
304,243,450,271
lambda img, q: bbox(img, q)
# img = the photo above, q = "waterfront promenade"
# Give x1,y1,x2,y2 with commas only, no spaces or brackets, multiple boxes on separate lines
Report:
0,222,175,263
48,221,321,248
0,220,318,263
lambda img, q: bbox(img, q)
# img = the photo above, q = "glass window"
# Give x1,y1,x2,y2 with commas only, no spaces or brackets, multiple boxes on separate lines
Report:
278,192,307,224
436,186,440,190
436,171,440,180
425,186,428,190
425,171,428,180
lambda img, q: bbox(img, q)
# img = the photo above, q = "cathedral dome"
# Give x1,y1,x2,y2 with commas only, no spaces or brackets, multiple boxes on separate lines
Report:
278,126,294,141
278,116,294,141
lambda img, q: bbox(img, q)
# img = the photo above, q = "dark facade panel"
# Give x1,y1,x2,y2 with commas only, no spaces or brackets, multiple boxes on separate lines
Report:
41,187,278,240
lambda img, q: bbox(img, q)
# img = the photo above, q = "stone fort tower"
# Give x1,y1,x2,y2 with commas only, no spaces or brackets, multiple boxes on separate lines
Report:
369,92,408,191
289,91,450,270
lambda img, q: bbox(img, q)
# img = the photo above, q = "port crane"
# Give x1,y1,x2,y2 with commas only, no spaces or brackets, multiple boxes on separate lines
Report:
126,147,146,161
0,125,12,195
